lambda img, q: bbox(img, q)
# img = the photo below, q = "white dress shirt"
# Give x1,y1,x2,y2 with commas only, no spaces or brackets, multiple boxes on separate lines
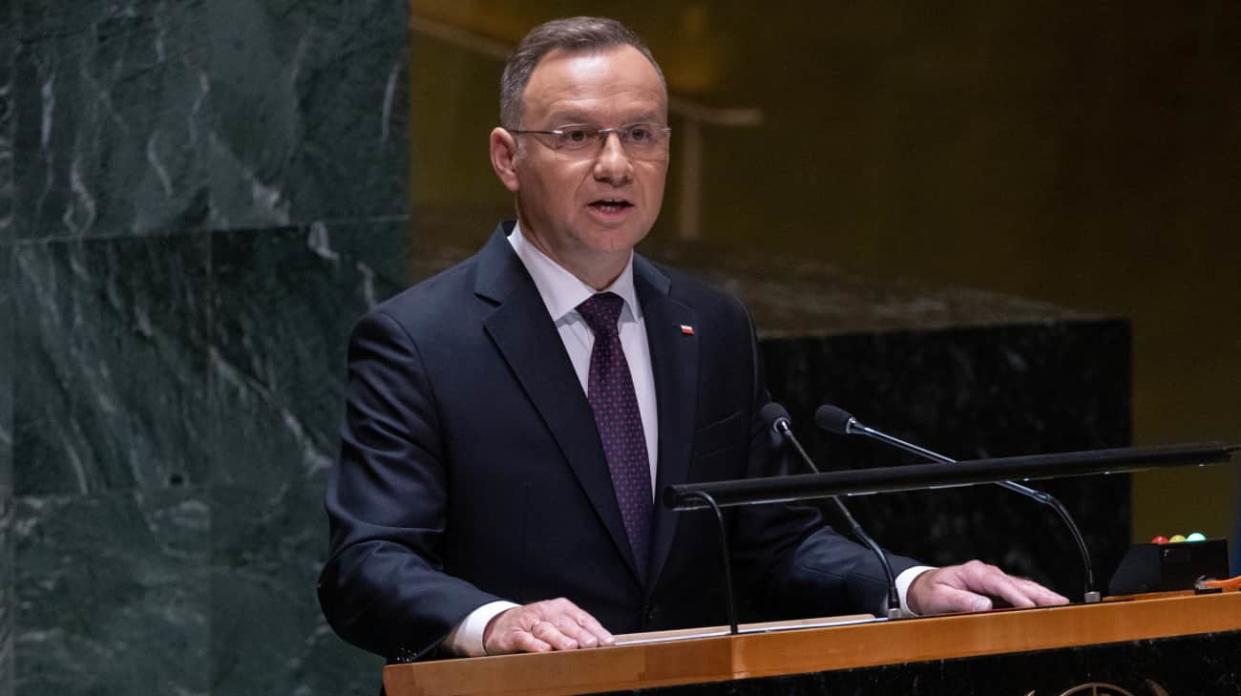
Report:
505,224,660,483
444,223,929,656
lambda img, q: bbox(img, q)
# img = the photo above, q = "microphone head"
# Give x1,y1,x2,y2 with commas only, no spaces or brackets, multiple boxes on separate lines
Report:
814,404,856,435
759,402,791,433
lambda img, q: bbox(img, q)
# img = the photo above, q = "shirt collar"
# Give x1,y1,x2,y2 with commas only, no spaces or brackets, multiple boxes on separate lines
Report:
508,222,642,324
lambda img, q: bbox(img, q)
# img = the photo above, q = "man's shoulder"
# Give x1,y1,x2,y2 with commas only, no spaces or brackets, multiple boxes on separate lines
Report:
366,251,487,333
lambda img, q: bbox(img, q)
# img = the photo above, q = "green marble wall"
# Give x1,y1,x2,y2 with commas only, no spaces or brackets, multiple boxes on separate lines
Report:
1,1,409,693
1,1,17,692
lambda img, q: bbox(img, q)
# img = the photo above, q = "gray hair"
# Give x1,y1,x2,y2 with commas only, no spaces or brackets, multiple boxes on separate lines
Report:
500,16,666,128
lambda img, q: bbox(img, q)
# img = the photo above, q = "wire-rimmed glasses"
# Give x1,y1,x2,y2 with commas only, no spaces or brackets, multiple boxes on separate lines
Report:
507,123,672,159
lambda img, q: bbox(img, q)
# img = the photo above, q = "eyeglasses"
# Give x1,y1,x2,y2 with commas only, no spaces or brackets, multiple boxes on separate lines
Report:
507,123,672,159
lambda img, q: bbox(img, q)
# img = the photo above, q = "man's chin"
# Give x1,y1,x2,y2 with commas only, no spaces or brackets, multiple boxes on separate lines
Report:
581,228,648,255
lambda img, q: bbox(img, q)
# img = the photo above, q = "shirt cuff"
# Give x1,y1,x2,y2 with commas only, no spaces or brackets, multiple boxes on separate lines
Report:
894,565,937,617
443,601,520,657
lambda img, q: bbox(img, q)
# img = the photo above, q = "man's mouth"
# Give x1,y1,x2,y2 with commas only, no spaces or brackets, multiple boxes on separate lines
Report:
588,199,634,213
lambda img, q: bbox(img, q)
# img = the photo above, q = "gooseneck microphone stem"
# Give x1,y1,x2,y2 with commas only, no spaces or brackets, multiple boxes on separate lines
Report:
832,409,1099,603
777,420,819,475
772,417,903,620
849,421,1054,503
682,490,739,635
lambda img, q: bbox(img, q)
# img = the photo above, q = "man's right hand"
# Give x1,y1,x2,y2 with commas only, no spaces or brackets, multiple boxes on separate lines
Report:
482,598,615,655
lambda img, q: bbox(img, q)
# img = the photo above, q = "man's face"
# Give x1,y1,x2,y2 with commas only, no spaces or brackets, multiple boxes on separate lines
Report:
491,45,669,285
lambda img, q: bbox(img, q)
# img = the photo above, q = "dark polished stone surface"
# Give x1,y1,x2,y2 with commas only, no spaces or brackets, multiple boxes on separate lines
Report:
654,242,1100,336
12,236,210,496
10,0,409,240
209,482,381,696
13,0,211,239
0,0,12,249
206,0,408,229
762,320,1132,597
0,245,11,696
5,0,411,691
633,630,1241,695
13,488,209,695
1,4,12,690
1,244,11,483
207,220,406,489
207,221,404,695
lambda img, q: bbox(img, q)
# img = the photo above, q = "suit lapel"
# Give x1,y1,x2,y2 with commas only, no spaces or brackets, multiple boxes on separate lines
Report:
634,257,698,590
476,226,642,582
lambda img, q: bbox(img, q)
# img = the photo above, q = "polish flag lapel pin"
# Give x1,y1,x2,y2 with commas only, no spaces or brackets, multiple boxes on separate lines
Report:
679,324,695,336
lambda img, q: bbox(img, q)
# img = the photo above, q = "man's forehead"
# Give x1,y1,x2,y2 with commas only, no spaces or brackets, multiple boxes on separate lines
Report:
522,45,667,119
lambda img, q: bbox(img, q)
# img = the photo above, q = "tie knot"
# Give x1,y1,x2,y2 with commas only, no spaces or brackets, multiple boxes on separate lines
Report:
576,292,625,336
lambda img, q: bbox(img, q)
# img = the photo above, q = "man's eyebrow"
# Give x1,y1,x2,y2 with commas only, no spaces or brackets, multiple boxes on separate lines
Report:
543,110,666,125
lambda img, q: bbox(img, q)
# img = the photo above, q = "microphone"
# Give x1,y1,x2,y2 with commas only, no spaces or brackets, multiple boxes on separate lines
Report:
761,403,903,619
815,404,1100,603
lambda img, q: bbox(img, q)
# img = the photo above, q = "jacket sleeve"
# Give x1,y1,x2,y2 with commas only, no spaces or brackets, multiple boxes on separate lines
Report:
317,310,502,661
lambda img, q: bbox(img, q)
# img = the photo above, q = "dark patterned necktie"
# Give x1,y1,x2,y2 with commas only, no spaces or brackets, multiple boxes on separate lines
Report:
576,292,652,575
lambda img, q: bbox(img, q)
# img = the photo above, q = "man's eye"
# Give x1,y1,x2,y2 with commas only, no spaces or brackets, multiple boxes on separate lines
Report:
627,126,650,142
562,128,592,144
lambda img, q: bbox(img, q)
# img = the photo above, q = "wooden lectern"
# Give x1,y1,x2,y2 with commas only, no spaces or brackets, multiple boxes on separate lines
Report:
384,591,1241,695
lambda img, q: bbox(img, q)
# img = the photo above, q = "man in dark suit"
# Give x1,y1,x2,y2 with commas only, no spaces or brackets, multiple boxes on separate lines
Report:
318,16,1065,662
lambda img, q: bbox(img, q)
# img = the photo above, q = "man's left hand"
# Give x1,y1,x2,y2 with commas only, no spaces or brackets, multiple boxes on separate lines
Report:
907,560,1069,615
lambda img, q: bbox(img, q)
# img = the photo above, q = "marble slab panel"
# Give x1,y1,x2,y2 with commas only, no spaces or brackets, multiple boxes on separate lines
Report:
1,243,11,485
0,510,9,696
12,0,210,239
0,245,9,696
13,487,209,696
12,235,210,496
0,244,10,584
207,220,404,693
207,219,406,490
210,481,382,696
0,0,14,248
206,0,409,229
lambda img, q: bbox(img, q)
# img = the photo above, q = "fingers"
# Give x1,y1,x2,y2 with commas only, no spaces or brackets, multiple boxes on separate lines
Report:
508,629,553,654
529,618,581,651
929,583,994,614
908,566,992,614
565,602,616,647
483,598,613,655
537,598,614,649
959,561,1038,609
1012,576,1070,605
909,561,1071,616
544,614,600,649
483,608,539,655
957,561,1070,609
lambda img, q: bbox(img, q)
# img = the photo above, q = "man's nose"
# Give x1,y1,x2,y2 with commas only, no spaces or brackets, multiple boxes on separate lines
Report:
593,132,633,185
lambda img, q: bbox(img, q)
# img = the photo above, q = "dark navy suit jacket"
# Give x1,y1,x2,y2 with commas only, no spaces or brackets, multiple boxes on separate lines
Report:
318,223,916,660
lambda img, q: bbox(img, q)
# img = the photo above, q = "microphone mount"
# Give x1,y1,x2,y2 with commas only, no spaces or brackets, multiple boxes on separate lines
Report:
816,405,1101,603
762,404,903,619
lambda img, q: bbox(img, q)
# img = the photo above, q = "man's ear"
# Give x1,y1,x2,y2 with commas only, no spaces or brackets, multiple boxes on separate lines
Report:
489,127,520,193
